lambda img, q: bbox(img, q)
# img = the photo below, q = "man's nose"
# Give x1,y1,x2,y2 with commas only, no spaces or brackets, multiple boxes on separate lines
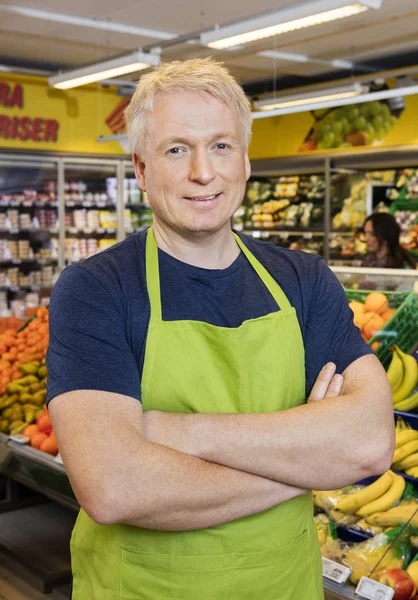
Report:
189,149,216,185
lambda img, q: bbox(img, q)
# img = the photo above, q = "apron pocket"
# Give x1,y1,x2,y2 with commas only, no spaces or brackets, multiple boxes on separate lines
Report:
120,547,235,600
235,528,319,600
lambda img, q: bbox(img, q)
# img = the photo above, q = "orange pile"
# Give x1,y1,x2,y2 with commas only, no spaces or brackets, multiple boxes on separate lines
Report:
349,292,396,349
0,307,49,395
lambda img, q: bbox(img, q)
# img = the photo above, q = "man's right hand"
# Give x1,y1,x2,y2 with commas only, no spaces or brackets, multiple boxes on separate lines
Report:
308,362,344,402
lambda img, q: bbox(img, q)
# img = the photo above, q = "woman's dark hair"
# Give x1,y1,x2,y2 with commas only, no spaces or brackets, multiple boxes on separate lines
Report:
364,212,416,269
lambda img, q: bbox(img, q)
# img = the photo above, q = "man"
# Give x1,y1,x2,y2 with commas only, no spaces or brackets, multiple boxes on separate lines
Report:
47,58,394,600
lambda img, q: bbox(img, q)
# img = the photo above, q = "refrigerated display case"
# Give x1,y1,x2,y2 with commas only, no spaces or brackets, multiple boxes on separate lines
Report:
63,160,119,265
121,161,152,236
0,156,60,317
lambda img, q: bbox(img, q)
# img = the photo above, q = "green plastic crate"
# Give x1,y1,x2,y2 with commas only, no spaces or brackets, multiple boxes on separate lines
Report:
345,290,418,369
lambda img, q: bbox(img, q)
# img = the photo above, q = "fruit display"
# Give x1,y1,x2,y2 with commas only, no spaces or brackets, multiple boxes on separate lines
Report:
299,100,400,152
387,349,418,411
242,175,325,232
0,359,47,435
332,179,367,231
348,291,397,343
0,306,49,395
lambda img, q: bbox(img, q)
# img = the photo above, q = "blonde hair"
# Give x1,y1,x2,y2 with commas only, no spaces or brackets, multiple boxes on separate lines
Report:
124,57,252,156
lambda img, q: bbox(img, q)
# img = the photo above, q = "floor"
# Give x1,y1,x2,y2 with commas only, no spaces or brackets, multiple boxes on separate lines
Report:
0,556,70,600
0,501,75,600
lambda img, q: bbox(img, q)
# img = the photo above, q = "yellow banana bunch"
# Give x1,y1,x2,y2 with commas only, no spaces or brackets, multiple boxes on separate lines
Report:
394,392,418,413
406,466,418,478
334,471,393,513
396,452,418,471
393,439,418,464
387,350,404,393
396,429,418,448
392,346,418,405
356,473,405,516
365,501,418,527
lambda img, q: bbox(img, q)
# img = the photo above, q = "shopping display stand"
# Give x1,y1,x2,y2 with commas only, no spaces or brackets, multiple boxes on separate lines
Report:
0,433,76,593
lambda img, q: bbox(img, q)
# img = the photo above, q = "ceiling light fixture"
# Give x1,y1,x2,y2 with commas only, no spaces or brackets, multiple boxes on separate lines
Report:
252,82,418,119
48,50,160,90
254,82,367,111
200,0,382,50
257,50,354,70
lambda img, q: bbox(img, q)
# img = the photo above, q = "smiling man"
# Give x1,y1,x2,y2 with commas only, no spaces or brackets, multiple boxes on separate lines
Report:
47,58,394,600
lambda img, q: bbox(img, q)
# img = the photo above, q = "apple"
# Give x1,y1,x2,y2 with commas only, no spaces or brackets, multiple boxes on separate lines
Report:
378,569,416,600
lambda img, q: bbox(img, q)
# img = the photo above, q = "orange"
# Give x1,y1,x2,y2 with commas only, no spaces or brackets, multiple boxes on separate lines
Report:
22,424,39,439
30,432,48,449
354,312,367,329
349,301,365,315
365,292,388,315
40,433,58,456
363,314,385,340
381,308,397,323
371,341,381,351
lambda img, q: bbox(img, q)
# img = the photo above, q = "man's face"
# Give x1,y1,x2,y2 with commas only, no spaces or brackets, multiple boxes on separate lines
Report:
133,91,251,238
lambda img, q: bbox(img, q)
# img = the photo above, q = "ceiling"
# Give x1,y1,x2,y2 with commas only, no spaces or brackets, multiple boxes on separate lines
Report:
1,0,418,95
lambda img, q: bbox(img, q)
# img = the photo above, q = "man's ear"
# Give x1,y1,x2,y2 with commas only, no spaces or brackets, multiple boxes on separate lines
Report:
245,153,251,182
133,154,146,191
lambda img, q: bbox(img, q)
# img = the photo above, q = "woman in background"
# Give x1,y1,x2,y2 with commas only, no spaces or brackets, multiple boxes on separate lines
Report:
362,213,416,269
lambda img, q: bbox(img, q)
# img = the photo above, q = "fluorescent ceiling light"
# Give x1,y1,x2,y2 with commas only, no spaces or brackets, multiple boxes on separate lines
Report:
48,51,160,90
257,50,354,69
0,4,176,41
200,1,382,50
254,83,367,111
252,83,418,119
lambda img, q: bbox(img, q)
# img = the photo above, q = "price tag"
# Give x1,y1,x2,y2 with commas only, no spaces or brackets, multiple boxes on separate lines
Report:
97,201,106,207
322,558,351,584
83,202,93,208
96,227,105,234
11,259,22,264
10,201,20,207
9,228,19,234
9,434,30,444
355,577,394,600
66,201,75,207
83,228,93,234
107,228,116,234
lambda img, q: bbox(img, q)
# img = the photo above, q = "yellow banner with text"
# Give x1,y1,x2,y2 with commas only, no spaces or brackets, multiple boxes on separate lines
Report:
0,73,128,155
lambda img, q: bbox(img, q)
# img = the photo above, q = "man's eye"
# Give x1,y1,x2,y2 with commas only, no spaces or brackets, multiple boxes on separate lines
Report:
169,147,180,154
216,143,227,150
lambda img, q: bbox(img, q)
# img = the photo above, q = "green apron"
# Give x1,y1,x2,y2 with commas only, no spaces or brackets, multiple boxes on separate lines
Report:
70,227,324,599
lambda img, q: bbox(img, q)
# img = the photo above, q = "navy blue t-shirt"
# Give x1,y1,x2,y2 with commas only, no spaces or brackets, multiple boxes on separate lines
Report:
46,230,373,405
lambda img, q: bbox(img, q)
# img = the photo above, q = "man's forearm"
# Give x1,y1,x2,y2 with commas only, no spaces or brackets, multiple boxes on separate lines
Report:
144,357,394,490
115,439,305,531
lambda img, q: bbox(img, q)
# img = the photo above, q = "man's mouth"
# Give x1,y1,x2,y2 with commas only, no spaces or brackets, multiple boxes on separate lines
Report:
184,193,222,202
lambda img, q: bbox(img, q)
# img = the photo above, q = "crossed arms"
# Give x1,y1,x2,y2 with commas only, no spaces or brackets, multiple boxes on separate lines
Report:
49,354,394,531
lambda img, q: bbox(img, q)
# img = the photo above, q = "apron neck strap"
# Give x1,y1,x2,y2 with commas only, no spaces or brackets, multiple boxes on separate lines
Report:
145,227,292,320
146,226,163,321
232,232,291,310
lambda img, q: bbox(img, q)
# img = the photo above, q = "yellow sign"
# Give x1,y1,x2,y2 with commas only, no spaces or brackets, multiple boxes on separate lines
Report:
0,73,126,155
249,93,418,160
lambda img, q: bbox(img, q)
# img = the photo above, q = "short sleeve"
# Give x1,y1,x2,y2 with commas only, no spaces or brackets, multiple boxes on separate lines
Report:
46,265,141,405
304,259,374,394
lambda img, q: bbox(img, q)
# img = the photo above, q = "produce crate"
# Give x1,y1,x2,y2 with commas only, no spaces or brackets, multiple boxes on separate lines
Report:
345,290,418,369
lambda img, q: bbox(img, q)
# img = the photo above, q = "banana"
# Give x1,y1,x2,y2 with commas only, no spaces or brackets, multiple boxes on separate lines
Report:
356,473,405,516
406,467,418,478
396,429,418,448
392,439,418,464
387,350,404,393
394,392,418,413
334,471,393,513
395,452,418,471
392,346,418,405
366,502,418,527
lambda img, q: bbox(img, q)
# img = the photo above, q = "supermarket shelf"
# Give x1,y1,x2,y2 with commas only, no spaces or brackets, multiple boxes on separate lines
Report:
0,258,58,265
65,201,115,208
65,227,116,234
125,203,151,209
243,227,325,235
0,201,58,208
323,578,357,599
0,228,59,235
0,285,52,292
